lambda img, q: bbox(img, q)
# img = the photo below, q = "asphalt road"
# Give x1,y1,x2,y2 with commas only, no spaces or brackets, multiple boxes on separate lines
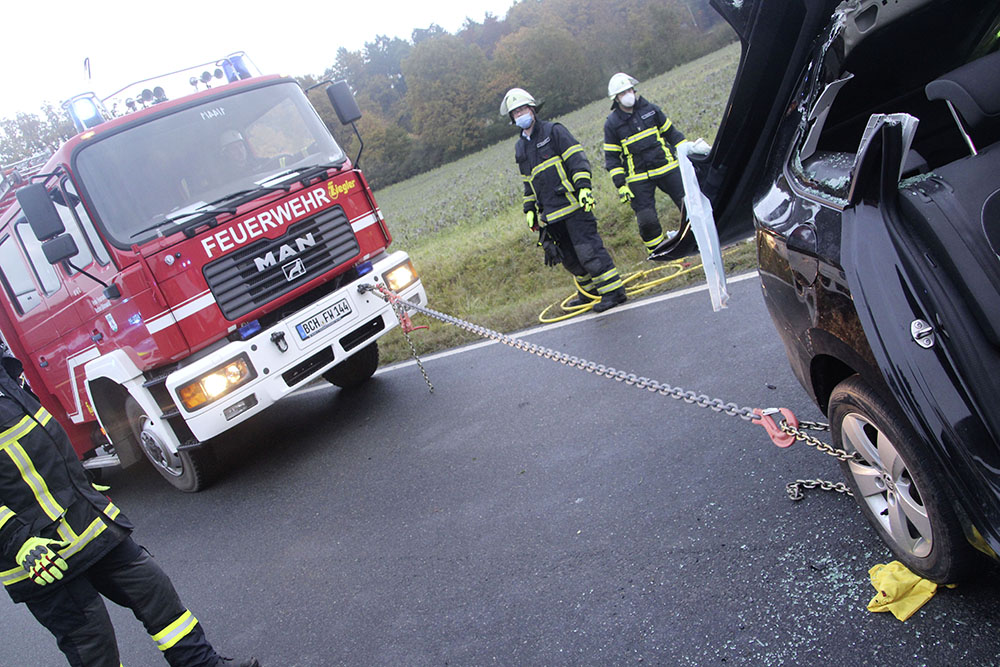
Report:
3,273,999,666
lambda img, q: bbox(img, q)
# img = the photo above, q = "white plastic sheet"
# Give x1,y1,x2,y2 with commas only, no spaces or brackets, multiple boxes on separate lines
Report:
676,139,729,311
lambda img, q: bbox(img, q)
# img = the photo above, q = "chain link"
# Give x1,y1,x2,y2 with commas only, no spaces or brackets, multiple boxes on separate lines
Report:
786,478,854,501
365,283,858,500
778,420,859,462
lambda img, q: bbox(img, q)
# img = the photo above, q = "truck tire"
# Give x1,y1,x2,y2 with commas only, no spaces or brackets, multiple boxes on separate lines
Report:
322,342,379,389
829,375,976,583
125,397,215,493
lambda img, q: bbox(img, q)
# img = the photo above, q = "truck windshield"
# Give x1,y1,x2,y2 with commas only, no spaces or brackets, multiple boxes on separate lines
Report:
75,81,346,248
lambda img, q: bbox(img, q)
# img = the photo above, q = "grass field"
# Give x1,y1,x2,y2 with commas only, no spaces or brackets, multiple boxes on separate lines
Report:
372,43,747,365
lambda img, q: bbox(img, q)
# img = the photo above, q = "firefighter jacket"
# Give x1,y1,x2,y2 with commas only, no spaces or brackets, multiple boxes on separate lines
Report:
516,120,593,225
0,352,132,603
603,96,686,188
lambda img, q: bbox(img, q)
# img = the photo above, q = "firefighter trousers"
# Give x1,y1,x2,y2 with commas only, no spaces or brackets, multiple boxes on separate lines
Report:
546,210,623,295
24,537,221,667
629,169,685,249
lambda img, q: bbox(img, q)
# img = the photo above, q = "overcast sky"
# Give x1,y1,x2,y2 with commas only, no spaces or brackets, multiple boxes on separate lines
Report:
1,0,516,119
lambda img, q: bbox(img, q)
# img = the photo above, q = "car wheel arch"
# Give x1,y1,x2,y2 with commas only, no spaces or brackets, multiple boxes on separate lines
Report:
805,327,885,414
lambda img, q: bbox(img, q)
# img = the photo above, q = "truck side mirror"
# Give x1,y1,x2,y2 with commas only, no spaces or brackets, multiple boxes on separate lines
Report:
16,183,65,241
42,234,79,265
327,81,362,125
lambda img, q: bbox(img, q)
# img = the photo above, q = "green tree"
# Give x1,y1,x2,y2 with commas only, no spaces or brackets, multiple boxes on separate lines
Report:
402,34,490,160
488,24,602,118
0,104,73,164
459,13,510,58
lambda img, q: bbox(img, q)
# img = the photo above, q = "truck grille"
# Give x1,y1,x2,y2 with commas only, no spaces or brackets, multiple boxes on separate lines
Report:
204,207,360,320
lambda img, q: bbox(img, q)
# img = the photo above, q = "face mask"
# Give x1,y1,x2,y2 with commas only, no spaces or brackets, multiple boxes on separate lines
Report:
514,113,533,130
618,91,636,108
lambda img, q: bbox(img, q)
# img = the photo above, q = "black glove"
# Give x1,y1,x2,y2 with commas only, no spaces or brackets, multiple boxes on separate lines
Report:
538,230,562,267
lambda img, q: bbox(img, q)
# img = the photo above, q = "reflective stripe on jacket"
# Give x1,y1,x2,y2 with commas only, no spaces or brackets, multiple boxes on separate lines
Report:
603,97,686,188
0,355,131,602
516,120,593,225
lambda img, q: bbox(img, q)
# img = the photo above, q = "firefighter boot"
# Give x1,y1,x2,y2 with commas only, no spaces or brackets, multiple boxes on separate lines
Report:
567,291,597,308
567,277,596,307
592,287,627,313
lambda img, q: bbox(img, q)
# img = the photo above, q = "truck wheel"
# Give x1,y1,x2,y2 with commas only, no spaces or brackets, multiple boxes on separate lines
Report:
829,375,976,583
125,397,214,493
323,342,379,389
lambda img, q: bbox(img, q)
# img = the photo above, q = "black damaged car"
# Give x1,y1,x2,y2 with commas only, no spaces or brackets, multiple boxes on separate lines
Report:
671,0,1000,582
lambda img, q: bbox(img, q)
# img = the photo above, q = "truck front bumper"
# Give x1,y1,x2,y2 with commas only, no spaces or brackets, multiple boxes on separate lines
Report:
165,251,426,441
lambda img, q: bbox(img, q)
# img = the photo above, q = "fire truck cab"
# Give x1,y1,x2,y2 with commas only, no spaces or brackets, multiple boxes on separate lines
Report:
0,54,426,491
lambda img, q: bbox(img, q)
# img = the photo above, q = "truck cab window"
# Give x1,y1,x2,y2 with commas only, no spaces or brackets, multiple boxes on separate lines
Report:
59,178,110,265
0,235,42,315
75,81,346,248
15,220,61,295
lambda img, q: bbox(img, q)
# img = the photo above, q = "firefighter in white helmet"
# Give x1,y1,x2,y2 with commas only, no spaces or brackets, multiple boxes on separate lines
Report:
501,87,627,312
603,72,687,257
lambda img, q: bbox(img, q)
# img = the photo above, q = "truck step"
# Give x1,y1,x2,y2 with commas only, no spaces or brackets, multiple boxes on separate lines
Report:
82,453,120,469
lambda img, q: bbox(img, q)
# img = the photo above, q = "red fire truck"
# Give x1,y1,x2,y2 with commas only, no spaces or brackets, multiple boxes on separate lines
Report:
0,54,426,491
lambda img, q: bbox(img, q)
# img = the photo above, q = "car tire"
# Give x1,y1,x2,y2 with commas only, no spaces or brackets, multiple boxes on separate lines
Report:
829,375,976,583
125,397,215,493
323,342,379,389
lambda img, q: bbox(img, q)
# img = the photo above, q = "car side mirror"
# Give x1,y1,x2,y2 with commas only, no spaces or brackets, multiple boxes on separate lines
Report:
327,81,362,125
42,234,79,265
15,183,65,241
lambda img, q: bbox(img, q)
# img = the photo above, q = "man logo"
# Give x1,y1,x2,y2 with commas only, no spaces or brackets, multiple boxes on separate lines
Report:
283,258,307,281
253,233,317,273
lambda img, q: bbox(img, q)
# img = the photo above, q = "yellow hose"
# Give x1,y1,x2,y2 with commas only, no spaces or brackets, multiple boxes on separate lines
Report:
538,257,709,323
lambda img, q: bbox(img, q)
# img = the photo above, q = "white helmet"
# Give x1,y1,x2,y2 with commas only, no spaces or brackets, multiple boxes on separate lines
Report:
608,72,639,99
500,88,538,117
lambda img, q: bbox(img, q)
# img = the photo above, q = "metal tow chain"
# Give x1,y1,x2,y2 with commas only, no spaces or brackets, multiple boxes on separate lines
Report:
386,294,434,393
363,283,858,501
785,478,854,501
775,418,858,500
362,283,758,421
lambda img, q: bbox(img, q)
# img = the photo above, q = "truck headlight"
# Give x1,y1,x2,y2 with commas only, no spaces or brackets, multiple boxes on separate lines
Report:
383,259,418,292
177,354,256,411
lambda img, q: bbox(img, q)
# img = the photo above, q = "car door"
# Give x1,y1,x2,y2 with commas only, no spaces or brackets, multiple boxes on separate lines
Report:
840,116,1000,557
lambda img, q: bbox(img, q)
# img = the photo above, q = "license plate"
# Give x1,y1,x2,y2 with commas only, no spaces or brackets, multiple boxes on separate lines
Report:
295,298,352,340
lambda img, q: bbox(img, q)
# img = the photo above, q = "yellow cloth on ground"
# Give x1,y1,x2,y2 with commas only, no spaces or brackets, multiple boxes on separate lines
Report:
866,561,937,621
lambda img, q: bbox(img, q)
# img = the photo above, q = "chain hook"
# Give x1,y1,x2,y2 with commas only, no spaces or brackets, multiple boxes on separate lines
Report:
753,407,799,448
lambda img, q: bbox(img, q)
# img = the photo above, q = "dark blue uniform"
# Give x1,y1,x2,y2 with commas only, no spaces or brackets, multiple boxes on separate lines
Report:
604,96,687,252
0,349,221,667
517,119,624,298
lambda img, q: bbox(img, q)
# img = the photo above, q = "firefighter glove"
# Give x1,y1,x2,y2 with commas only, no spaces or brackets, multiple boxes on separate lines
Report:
525,210,540,231
538,230,562,267
16,537,70,586
617,184,634,204
577,188,595,212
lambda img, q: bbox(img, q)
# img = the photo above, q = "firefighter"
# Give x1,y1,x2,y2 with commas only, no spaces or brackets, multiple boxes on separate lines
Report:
603,73,687,256
502,88,627,312
0,345,258,667
220,129,255,173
